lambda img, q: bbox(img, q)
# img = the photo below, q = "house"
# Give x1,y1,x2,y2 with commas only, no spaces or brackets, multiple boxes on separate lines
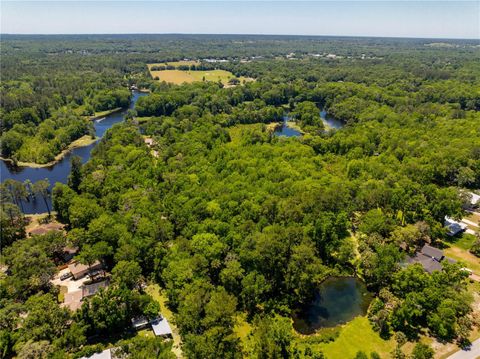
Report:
131,316,150,331
420,244,444,261
62,279,109,311
68,260,103,280
80,348,113,359
444,216,467,236
62,246,78,263
469,192,480,209
144,137,154,146
82,279,109,298
406,244,456,274
151,317,173,338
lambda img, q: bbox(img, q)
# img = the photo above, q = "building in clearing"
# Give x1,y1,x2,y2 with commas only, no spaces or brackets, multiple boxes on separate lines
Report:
444,216,467,236
68,260,103,280
80,348,113,359
406,244,456,274
131,316,150,331
151,317,173,338
469,192,480,208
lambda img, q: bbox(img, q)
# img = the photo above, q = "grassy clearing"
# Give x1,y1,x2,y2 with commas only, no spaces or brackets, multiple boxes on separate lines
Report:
2,135,97,168
146,284,183,358
91,107,122,119
443,233,476,251
148,63,254,86
149,69,238,85
441,233,480,274
440,232,479,273
444,247,480,273
465,212,480,224
299,316,396,359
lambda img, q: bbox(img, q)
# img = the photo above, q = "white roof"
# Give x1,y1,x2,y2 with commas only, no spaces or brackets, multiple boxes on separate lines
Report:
470,192,480,205
151,317,172,336
444,216,467,235
80,349,111,359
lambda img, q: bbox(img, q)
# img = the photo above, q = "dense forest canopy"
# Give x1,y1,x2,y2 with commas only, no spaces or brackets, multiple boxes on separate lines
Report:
1,34,480,359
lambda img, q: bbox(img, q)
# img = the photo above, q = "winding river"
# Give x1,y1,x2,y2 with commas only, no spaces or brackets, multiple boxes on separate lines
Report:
0,91,148,214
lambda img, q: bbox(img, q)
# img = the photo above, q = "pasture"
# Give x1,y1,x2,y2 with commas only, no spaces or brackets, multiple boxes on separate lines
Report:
147,62,253,85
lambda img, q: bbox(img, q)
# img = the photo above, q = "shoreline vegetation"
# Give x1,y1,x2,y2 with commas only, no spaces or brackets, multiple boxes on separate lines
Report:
88,107,122,120
266,120,306,134
0,135,97,168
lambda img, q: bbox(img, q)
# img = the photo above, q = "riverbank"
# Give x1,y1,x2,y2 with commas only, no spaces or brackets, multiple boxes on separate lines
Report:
285,120,305,134
89,107,122,120
0,135,97,169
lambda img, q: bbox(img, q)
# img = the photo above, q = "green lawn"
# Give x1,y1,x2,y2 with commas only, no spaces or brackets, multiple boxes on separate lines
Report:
441,233,480,273
442,232,476,251
298,316,396,359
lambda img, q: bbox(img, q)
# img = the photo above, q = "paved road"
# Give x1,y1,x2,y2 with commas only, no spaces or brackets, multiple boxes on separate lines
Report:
447,338,480,359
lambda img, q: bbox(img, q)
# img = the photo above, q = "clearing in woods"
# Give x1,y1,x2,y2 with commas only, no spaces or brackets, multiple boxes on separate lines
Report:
147,62,253,85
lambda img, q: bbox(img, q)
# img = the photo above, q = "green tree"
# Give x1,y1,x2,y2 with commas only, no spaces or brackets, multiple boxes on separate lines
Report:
411,343,434,359
67,155,83,192
33,179,51,217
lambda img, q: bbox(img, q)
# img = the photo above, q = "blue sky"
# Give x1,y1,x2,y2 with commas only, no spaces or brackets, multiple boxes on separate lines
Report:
1,1,479,39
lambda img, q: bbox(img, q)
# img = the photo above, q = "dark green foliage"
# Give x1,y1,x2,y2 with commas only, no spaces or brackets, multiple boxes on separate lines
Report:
411,343,434,359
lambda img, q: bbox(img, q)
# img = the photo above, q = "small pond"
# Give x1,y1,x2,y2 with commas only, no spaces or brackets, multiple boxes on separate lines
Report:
273,117,302,137
321,109,345,130
274,110,344,138
292,277,372,334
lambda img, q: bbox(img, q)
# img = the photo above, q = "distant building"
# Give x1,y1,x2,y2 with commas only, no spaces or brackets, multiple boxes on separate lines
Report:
444,217,467,236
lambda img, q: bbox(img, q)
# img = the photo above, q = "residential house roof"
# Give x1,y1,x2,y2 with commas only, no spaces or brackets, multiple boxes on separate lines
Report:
68,261,102,278
131,316,149,330
151,317,172,337
444,217,467,236
407,252,443,273
420,244,444,261
80,349,112,359
82,279,109,298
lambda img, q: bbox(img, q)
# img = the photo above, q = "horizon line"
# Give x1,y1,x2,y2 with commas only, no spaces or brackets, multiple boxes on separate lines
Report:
2,32,479,41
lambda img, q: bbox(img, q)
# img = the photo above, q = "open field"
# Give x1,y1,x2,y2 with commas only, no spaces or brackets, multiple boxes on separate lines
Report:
297,316,396,358
90,107,122,119
444,246,480,273
147,63,253,85
149,69,238,85
441,232,480,273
